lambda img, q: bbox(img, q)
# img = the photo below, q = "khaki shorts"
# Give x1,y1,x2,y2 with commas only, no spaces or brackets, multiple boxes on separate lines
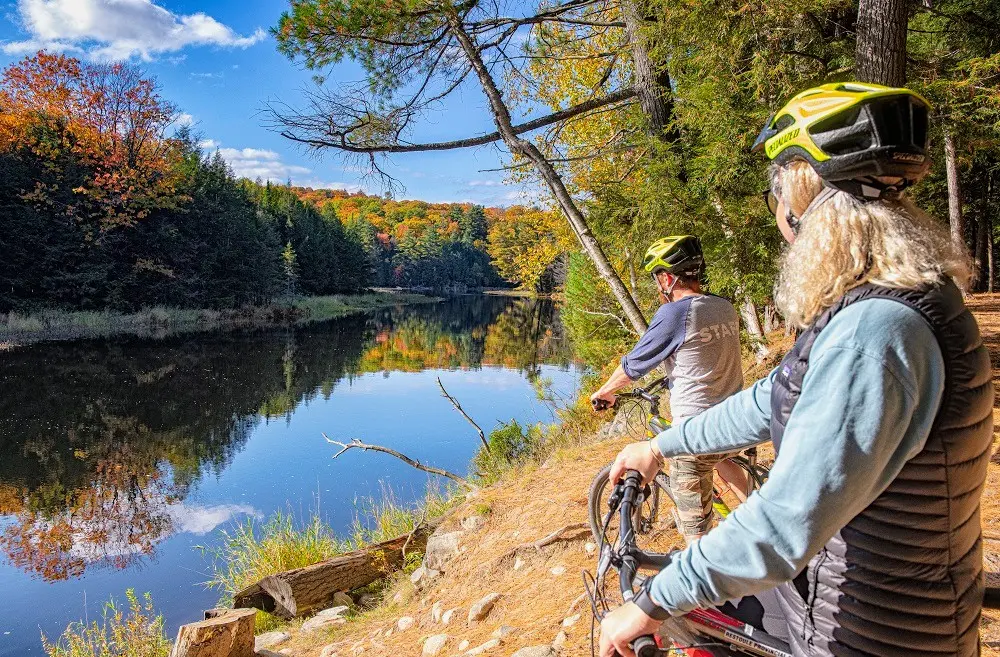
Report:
668,452,737,539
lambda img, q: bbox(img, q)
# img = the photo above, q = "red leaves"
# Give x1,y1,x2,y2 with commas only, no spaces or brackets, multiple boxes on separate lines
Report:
0,52,182,232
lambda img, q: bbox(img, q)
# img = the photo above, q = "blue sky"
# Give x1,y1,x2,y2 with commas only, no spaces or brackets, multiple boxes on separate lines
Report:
0,0,531,205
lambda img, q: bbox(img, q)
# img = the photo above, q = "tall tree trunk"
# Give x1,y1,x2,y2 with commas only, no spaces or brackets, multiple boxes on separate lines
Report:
976,211,988,291
620,0,675,140
740,299,770,361
944,130,964,249
989,175,996,293
449,16,648,333
855,0,909,86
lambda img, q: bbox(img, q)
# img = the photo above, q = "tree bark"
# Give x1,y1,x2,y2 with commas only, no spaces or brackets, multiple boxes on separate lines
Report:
740,299,770,361
620,0,674,139
233,526,437,619
448,15,648,333
855,0,909,86
170,609,255,657
944,130,965,249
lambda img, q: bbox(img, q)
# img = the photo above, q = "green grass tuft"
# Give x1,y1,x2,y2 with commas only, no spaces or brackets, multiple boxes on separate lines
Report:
41,590,170,657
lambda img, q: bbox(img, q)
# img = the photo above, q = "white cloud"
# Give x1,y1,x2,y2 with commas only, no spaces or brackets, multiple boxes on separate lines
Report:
175,112,195,127
2,0,267,60
198,138,219,150
215,145,364,192
168,503,260,536
468,180,502,187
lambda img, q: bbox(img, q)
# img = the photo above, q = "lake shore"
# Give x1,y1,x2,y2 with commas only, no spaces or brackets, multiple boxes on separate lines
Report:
0,292,437,350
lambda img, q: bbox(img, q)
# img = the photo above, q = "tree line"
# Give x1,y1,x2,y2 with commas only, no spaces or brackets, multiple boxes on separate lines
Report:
293,187,506,292
0,53,515,314
270,0,1000,362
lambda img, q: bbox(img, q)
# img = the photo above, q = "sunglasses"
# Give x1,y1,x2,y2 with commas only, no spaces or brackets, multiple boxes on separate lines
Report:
762,189,779,216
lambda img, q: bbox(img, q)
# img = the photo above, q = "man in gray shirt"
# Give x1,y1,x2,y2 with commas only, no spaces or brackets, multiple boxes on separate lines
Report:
591,235,743,542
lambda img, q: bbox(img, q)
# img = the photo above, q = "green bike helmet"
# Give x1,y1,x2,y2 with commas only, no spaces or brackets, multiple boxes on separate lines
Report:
751,82,932,199
643,236,704,277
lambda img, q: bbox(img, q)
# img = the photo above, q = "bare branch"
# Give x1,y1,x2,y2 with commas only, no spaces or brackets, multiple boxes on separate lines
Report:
324,434,474,488
270,87,637,154
437,377,490,452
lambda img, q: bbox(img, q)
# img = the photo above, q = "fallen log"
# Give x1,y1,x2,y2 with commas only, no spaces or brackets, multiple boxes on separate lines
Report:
234,520,440,619
170,608,255,657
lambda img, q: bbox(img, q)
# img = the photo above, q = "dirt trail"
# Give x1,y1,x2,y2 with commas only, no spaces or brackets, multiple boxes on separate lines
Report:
277,297,1000,657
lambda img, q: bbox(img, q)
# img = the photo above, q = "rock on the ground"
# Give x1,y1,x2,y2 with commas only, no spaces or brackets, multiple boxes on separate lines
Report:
464,639,501,655
513,557,525,571
333,591,354,608
255,631,291,650
550,565,567,576
424,530,463,571
511,647,556,657
411,565,442,586
467,593,502,625
461,516,485,531
553,631,568,650
562,614,580,628
431,601,444,623
358,593,379,608
319,645,339,657
585,542,596,555
492,625,518,641
397,616,416,631
256,651,284,657
302,606,350,633
459,640,471,651
441,608,459,625
423,634,449,656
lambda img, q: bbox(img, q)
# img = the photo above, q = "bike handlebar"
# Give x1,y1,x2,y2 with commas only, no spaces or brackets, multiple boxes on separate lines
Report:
591,386,662,413
618,470,660,657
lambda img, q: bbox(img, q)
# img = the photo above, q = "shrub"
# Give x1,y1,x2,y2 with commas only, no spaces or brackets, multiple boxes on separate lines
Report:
473,420,542,484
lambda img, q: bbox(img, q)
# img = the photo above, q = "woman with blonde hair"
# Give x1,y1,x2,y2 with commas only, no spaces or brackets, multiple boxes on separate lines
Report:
599,83,993,657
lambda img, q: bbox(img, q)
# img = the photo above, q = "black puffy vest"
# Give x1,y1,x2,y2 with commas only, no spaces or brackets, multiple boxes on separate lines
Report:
769,281,993,656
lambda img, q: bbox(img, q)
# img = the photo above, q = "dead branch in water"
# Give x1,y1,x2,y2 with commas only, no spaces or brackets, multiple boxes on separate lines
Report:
324,434,474,489
437,377,490,452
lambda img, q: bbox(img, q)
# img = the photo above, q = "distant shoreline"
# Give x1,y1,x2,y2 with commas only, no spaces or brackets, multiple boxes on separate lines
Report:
0,292,438,351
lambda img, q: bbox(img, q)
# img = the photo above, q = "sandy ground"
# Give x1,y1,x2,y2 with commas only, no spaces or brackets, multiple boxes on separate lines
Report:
272,296,1000,657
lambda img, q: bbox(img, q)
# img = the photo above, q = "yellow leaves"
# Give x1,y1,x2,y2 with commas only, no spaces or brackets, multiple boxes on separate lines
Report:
486,206,572,290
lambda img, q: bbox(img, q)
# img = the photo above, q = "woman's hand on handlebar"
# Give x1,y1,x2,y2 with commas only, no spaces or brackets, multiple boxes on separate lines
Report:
609,442,663,485
591,390,617,412
599,602,661,657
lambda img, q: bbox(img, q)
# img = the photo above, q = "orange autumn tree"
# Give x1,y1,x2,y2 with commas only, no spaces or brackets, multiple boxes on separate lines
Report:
0,52,182,232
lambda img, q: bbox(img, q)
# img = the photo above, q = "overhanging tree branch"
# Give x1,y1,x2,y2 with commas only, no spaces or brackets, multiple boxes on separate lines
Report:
271,87,637,153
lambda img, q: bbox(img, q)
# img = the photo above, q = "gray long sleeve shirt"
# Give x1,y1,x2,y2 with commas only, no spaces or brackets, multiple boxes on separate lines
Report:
621,294,743,420
647,298,945,615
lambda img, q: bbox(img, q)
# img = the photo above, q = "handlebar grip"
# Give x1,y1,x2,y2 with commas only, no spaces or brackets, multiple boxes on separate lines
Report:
631,635,659,657
592,398,612,412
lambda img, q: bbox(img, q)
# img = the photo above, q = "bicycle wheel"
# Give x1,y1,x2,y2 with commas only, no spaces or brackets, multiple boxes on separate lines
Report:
587,463,679,555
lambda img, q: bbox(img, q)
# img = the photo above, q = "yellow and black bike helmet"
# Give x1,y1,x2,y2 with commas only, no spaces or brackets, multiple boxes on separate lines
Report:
752,82,932,199
642,236,704,277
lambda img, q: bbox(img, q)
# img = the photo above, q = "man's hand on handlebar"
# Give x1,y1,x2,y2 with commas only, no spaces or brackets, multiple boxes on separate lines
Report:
599,602,662,657
591,390,618,412
609,442,663,486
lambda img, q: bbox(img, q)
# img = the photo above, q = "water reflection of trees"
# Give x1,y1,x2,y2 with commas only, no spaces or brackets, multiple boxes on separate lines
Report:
0,297,572,581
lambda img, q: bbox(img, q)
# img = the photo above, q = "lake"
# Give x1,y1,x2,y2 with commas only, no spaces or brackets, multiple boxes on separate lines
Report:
0,296,582,656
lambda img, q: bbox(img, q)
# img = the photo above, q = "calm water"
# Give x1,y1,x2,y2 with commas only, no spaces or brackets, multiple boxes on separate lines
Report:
0,296,581,655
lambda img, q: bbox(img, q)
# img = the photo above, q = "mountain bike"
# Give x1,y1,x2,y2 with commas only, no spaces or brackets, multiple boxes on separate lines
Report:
586,469,793,657
589,378,770,547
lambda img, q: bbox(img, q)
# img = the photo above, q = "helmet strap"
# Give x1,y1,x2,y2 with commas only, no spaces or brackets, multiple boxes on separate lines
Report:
827,177,907,202
787,185,838,235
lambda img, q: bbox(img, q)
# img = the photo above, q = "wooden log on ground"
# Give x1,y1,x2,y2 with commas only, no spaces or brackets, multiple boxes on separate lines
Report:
234,522,438,619
170,608,255,657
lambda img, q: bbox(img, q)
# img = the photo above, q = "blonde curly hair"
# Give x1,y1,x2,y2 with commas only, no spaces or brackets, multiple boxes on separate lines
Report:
773,161,973,329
